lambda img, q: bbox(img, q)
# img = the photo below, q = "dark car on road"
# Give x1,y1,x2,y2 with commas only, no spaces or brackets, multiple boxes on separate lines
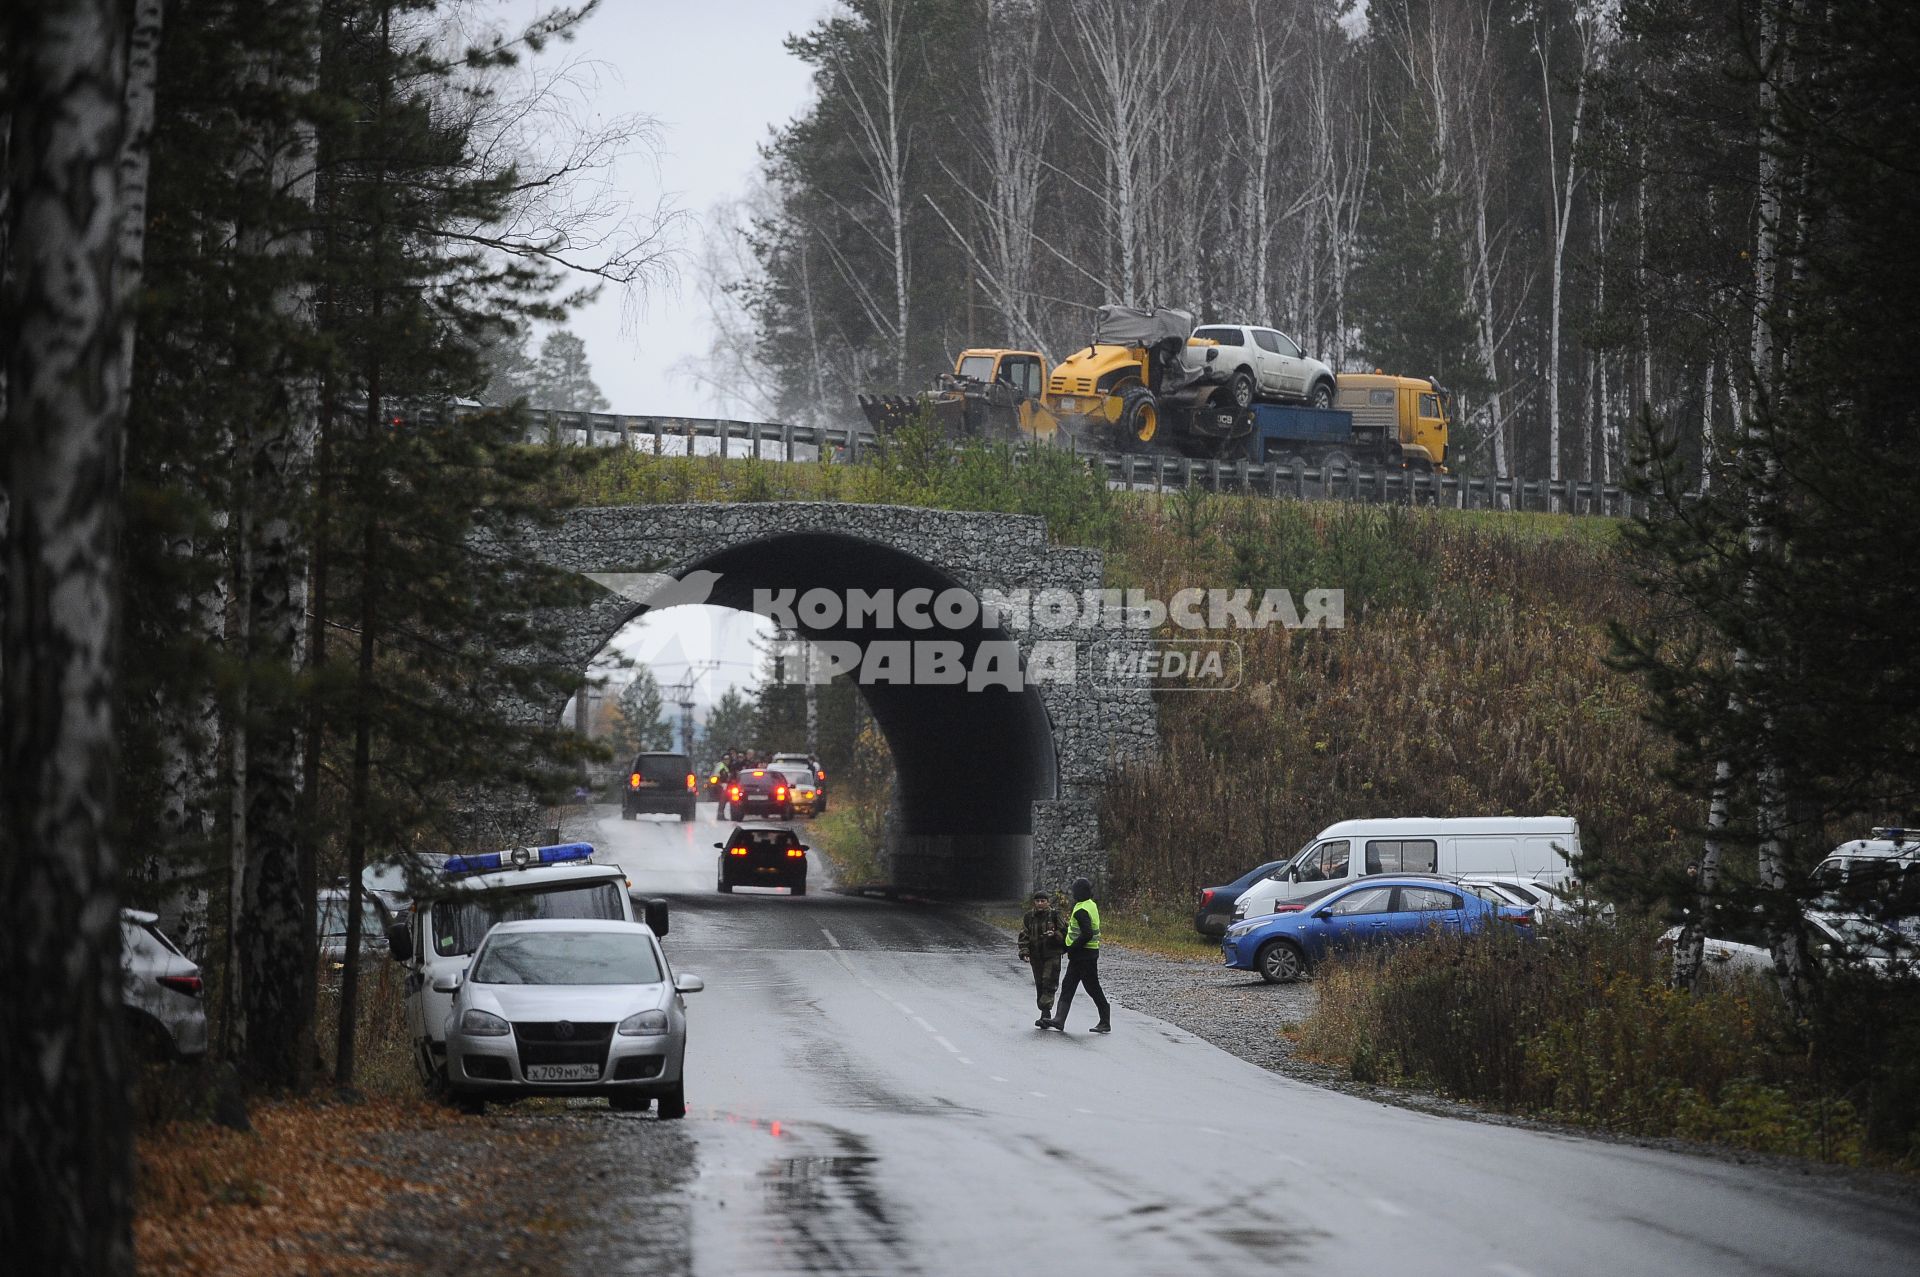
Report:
716,827,809,895
1194,859,1293,937
721,768,793,821
624,751,697,822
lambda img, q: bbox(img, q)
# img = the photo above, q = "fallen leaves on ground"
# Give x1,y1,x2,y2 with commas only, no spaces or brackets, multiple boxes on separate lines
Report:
134,1095,564,1275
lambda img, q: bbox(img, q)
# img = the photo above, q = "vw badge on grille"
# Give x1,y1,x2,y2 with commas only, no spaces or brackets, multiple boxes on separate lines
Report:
555,1020,575,1040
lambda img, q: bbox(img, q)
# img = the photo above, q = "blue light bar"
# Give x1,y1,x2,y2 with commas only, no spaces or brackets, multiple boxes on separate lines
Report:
443,842,595,876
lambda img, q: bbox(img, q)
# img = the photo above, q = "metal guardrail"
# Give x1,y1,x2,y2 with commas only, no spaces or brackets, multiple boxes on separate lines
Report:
486,405,1636,518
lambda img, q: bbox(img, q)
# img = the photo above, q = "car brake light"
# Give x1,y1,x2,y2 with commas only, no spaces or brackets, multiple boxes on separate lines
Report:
1200,889,1214,905
158,974,202,997
728,785,741,801
686,773,696,791
629,773,640,789
787,847,804,858
1273,902,1304,913
729,846,747,856
775,785,788,801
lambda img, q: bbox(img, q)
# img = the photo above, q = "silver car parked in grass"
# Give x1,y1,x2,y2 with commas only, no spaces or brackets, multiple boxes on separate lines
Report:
121,909,208,1059
440,918,702,1116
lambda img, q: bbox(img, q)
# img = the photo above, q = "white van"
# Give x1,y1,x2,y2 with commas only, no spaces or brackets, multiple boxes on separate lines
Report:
385,842,668,1092
1231,817,1581,921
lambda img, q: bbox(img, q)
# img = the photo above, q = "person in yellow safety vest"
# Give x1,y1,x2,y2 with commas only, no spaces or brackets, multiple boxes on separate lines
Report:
1042,877,1110,1033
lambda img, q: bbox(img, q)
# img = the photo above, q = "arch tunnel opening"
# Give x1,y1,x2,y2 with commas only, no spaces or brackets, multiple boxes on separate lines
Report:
586,532,1059,899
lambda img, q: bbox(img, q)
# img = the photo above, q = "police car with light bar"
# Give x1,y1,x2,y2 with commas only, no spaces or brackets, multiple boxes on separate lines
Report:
384,842,669,1093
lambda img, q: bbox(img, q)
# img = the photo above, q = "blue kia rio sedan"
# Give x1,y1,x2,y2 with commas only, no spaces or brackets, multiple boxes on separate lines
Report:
1221,874,1532,983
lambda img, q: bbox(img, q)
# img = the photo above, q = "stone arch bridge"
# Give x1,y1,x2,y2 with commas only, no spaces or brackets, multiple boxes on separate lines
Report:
493,502,1157,899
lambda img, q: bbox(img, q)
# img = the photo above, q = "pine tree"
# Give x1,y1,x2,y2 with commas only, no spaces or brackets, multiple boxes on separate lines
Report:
699,686,758,760
611,669,673,757
531,329,609,411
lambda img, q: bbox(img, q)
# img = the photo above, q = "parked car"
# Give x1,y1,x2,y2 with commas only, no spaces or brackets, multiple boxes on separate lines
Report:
386,841,670,1092
1232,816,1580,921
716,826,809,895
1221,875,1533,983
622,750,698,822
1189,324,1338,409
770,752,826,812
1658,911,1913,980
1811,828,1920,939
441,918,702,1116
121,909,208,1059
318,886,399,965
1194,859,1294,937
772,765,822,817
722,768,794,821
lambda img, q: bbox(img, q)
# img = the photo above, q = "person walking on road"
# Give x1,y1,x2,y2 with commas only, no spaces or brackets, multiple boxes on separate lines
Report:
1018,890,1067,1027
1044,877,1110,1033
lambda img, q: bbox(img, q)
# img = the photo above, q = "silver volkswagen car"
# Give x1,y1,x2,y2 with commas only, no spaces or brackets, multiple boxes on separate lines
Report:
440,918,702,1116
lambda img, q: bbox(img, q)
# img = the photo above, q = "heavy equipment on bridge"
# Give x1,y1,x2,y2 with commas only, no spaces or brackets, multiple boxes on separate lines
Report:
856,307,1451,470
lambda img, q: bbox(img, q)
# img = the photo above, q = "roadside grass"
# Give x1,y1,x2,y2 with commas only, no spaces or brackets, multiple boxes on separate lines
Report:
314,956,416,1097
1098,491,1693,909
1288,921,1920,1167
808,804,886,889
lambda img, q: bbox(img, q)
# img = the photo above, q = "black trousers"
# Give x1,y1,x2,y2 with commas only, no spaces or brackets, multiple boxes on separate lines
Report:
1054,949,1109,1025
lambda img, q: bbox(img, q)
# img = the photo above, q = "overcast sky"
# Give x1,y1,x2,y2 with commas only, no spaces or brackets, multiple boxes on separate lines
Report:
525,0,827,419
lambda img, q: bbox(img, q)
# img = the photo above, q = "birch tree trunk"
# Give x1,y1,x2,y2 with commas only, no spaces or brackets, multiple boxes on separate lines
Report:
0,0,142,1268
1537,6,1595,512
827,0,913,388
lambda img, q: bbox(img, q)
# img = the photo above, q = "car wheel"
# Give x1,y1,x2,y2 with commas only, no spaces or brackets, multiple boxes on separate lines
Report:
717,877,733,894
793,880,807,897
611,1093,651,1112
658,1081,687,1120
1257,939,1306,984
1308,379,1334,409
680,806,695,823
1321,448,1352,477
1227,368,1255,411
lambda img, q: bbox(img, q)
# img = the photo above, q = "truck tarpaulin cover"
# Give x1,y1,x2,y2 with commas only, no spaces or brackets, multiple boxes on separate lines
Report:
1092,305,1193,347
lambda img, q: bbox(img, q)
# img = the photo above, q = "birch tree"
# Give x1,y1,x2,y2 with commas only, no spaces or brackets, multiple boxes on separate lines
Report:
1536,1,1602,506
0,0,146,1268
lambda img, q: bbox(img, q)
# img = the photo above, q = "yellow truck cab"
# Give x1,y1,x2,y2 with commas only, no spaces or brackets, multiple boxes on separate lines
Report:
1335,373,1451,473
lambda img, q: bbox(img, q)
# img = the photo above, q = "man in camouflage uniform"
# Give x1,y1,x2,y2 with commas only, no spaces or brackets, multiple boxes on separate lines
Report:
1018,890,1067,1027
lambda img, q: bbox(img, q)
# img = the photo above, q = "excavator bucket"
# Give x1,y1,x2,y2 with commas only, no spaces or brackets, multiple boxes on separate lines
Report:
857,393,920,436
858,390,969,437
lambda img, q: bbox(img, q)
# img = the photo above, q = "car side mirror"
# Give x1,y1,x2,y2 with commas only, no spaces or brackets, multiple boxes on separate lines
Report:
1313,909,1333,921
797,845,810,853
644,897,670,938
674,973,705,994
431,972,462,993
713,842,724,850
1287,867,1300,882
385,922,413,963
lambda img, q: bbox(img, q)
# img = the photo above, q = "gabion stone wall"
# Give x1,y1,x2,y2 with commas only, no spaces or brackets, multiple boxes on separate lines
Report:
486,502,1156,898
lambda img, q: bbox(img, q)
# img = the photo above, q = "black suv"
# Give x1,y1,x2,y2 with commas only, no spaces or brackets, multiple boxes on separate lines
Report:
721,768,794,821
623,751,697,822
716,827,808,895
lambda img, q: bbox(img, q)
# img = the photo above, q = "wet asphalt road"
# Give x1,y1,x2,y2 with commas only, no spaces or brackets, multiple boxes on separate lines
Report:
594,804,1920,1277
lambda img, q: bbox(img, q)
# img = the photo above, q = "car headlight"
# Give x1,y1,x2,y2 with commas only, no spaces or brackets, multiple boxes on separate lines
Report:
618,1009,669,1036
460,1009,510,1036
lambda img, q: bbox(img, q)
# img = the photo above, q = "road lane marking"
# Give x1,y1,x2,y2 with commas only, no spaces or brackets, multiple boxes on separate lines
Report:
1030,1091,1046,1098
1489,1266,1538,1277
1199,1126,1225,1137
991,1075,1008,1083
957,1057,973,1065
819,927,841,948
933,1035,960,1054
912,1016,936,1033
1074,1107,1092,1115
1276,1152,1308,1167
1368,1198,1408,1218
